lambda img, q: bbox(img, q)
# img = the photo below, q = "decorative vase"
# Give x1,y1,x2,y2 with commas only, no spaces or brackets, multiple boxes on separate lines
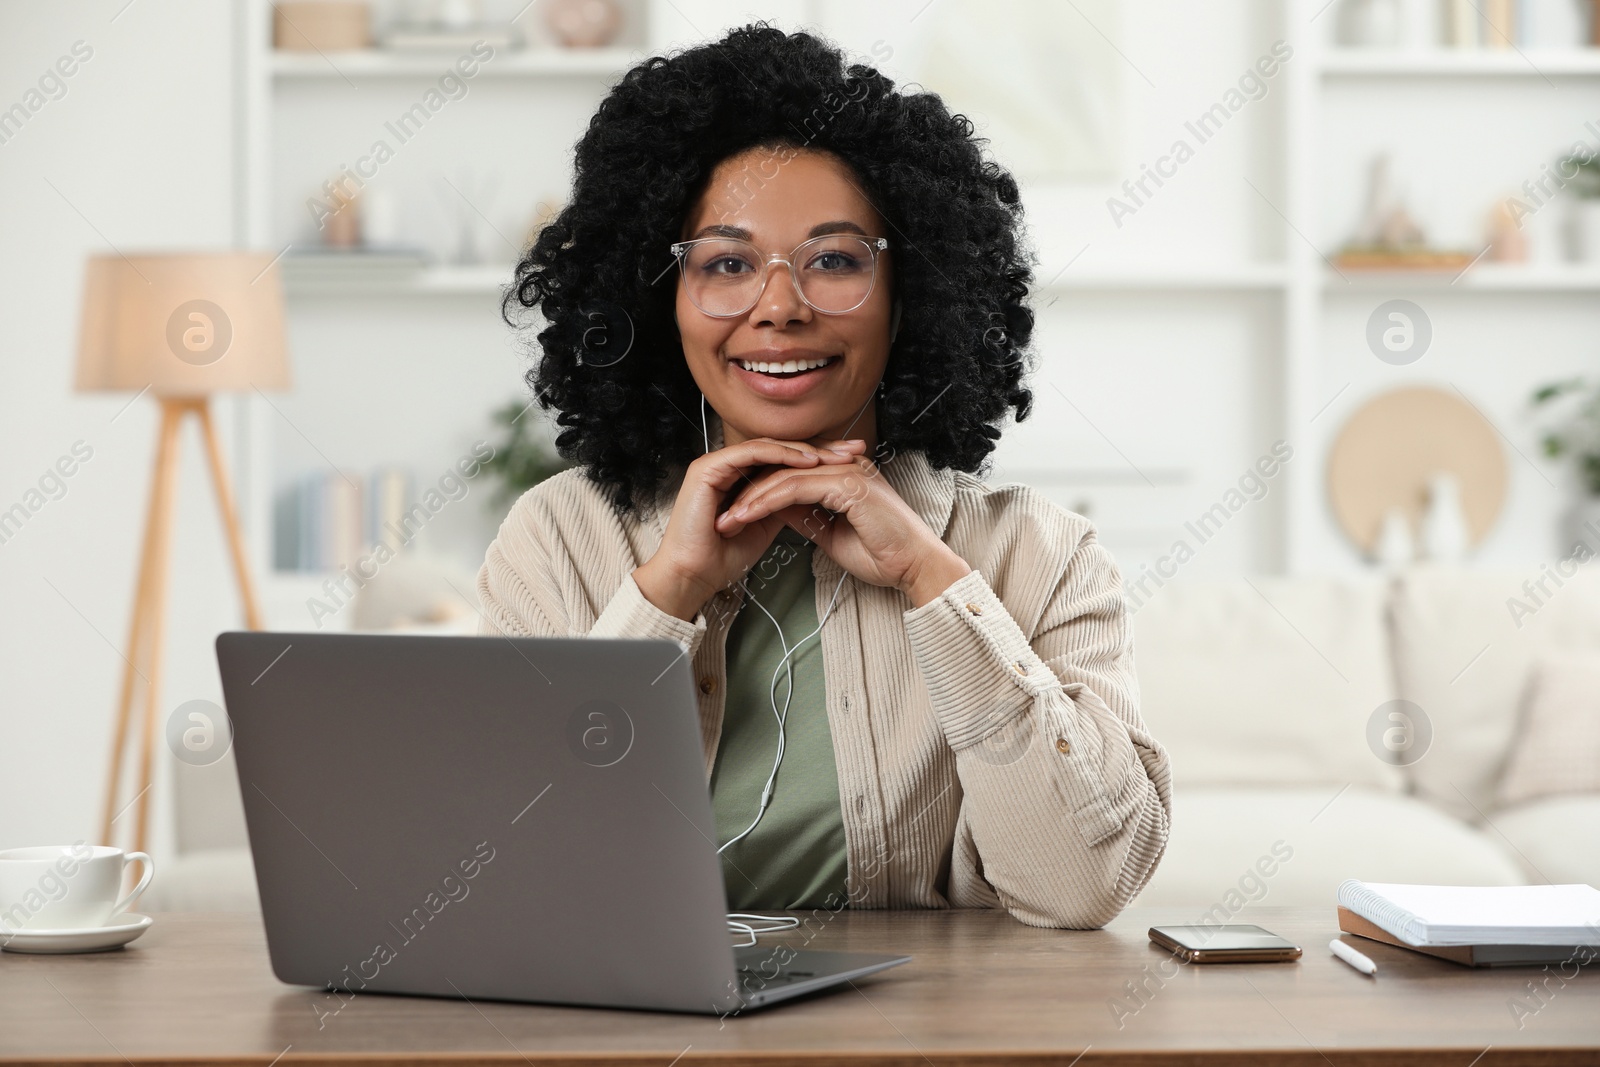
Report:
543,0,621,48
1421,471,1470,563
1375,505,1416,569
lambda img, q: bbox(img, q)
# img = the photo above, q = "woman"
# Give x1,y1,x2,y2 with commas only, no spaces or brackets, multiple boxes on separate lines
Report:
479,25,1170,928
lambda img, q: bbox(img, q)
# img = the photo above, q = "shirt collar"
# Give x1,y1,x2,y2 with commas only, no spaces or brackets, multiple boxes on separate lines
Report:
877,446,958,541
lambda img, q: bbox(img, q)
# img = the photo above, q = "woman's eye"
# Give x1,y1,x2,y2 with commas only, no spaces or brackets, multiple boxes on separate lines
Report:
704,256,754,275
808,251,860,272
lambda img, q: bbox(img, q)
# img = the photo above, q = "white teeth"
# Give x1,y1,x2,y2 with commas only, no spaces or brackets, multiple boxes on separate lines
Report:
737,357,833,374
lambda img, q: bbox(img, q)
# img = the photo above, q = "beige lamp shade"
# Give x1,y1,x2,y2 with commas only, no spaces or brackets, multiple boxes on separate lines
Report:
75,252,291,395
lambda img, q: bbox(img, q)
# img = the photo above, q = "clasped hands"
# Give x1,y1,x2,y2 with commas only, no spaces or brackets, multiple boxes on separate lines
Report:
633,437,971,622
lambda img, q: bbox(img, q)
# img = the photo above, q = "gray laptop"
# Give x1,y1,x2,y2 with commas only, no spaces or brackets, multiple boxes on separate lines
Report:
216,631,908,1015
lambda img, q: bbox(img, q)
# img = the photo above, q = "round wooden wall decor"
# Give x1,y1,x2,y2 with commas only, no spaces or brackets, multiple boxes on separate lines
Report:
1327,385,1507,556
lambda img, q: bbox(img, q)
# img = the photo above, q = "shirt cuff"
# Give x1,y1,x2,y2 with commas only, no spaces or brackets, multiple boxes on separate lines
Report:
902,569,1061,750
589,573,706,654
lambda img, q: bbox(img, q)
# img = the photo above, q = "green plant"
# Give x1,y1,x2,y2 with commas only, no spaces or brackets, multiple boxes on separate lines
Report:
1561,154,1600,200
480,398,575,507
1532,378,1600,497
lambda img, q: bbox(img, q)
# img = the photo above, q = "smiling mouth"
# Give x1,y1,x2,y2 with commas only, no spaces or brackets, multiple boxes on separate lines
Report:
733,356,840,378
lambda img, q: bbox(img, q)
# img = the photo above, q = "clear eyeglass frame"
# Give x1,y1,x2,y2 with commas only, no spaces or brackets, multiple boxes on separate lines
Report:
668,233,890,318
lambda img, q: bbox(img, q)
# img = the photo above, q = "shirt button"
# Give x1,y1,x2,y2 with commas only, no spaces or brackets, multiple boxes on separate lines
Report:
1013,661,1028,676
699,677,716,695
965,602,983,616
1056,738,1071,755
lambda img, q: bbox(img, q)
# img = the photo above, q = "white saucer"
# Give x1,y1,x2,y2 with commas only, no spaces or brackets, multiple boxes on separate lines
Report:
0,913,153,955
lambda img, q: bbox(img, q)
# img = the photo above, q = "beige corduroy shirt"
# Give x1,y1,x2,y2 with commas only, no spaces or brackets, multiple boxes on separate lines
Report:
476,448,1172,928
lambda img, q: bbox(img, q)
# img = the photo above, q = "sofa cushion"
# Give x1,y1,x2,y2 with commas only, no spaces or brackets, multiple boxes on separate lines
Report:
1132,786,1526,910
1389,565,1600,822
1488,795,1600,886
1132,577,1401,790
1498,653,1600,808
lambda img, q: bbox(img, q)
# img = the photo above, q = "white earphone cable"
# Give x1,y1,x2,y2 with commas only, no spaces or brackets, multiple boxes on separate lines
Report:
726,912,800,947
717,567,848,854
699,391,855,938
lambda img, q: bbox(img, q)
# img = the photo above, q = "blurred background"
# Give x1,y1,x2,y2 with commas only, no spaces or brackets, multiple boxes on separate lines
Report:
3,0,1598,911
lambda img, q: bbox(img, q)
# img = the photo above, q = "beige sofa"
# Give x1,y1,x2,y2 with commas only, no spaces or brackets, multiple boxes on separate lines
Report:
1131,565,1600,909
146,566,1600,914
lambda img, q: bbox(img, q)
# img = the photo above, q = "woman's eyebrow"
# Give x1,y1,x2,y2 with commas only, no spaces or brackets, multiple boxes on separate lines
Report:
689,223,750,240
808,220,868,237
685,220,872,241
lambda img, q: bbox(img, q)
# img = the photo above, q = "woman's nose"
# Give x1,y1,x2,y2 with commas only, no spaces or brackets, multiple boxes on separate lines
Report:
748,258,811,326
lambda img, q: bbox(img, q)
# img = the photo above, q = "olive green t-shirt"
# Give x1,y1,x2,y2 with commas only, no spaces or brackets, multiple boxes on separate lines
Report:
709,529,850,910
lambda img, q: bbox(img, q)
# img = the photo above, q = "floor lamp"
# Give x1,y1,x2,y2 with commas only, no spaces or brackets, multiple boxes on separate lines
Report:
75,252,291,856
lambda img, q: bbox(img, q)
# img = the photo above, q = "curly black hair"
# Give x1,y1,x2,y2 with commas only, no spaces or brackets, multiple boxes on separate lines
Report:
505,23,1035,510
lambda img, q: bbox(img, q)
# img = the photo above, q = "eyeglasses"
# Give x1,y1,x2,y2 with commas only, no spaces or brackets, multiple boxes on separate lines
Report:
669,233,889,318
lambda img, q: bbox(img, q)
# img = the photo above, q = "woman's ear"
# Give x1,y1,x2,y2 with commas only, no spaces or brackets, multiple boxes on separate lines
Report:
889,299,902,343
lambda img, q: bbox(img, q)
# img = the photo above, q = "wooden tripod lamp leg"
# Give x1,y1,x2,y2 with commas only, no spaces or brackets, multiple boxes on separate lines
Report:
196,399,264,632
128,400,188,858
101,399,185,849
102,396,271,852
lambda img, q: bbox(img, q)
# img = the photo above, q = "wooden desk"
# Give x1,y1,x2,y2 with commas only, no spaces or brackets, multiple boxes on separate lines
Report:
2,908,1596,1066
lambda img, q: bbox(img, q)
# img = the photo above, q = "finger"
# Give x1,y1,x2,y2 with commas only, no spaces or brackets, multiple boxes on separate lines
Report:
703,437,863,487
809,437,868,457
713,466,817,532
717,468,866,534
746,436,861,459
725,458,862,504
713,506,788,546
690,439,825,493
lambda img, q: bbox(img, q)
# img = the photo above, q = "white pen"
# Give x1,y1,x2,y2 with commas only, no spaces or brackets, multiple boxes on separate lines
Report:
1329,938,1377,976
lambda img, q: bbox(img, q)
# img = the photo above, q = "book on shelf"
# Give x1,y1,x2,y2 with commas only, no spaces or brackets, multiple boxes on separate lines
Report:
273,467,414,574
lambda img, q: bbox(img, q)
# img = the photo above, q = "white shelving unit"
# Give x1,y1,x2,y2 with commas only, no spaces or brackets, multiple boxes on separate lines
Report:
1289,13,1600,571
1324,264,1600,291
268,46,644,77
232,0,1600,611
1319,47,1600,75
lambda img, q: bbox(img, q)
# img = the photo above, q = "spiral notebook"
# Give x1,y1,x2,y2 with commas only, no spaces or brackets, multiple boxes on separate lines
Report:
1337,880,1600,947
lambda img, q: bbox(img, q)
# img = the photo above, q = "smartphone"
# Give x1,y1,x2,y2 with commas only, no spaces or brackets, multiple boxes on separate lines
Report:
1148,924,1302,963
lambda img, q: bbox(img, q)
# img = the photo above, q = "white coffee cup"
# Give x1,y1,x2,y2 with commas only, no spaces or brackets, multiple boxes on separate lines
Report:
0,844,154,931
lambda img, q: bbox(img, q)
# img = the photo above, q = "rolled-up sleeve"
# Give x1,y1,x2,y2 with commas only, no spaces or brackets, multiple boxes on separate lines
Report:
903,540,1171,929
476,484,707,657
